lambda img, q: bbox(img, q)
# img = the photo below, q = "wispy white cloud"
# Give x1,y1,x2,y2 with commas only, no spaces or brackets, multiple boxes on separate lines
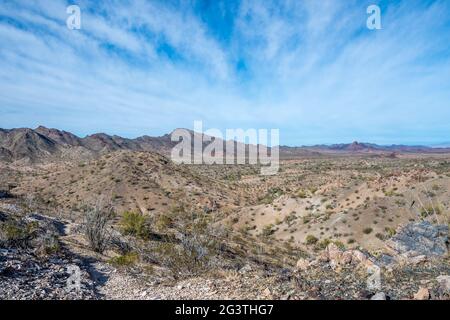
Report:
0,0,449,145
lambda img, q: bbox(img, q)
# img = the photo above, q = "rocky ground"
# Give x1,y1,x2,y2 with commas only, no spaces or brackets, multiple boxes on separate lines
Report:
0,212,448,300
0,165,449,300
0,248,97,299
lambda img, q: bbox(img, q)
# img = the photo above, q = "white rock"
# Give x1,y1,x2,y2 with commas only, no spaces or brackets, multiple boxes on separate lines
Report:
371,292,386,300
296,258,310,271
239,264,252,274
351,250,367,263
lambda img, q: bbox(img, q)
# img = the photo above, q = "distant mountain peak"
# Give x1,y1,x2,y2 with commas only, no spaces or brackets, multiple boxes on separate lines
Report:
1,126,450,163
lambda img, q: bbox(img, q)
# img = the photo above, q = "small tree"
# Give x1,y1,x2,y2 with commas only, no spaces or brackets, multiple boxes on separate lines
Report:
84,201,115,253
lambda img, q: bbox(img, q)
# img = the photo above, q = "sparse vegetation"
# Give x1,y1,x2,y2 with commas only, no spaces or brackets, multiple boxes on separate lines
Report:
120,211,150,239
84,202,115,253
305,235,318,245
109,252,139,267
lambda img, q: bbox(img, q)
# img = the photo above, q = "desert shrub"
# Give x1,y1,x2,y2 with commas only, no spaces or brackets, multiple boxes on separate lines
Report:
363,227,373,235
420,205,442,218
297,190,308,199
333,240,345,250
309,187,318,194
109,252,139,267
305,235,318,245
84,203,115,253
120,211,150,239
316,238,331,250
316,238,344,250
153,212,224,278
285,212,297,227
384,227,396,237
261,224,275,238
154,214,174,231
375,233,385,240
0,219,36,248
260,187,283,204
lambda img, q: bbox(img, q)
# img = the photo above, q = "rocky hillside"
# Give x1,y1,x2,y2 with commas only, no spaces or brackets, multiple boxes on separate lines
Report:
0,127,176,163
0,200,448,300
2,126,450,163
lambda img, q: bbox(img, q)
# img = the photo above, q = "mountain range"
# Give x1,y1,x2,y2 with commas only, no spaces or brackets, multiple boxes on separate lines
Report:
1,126,449,163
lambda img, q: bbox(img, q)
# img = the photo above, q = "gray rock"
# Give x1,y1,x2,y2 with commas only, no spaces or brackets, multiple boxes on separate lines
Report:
386,221,448,257
239,264,252,274
376,254,396,267
436,275,450,292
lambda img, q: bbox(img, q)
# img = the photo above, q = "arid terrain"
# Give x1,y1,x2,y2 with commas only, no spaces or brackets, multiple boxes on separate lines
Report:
0,127,449,300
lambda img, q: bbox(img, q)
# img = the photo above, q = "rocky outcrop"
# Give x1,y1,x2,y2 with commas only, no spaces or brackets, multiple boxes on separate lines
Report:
386,221,448,258
317,243,374,269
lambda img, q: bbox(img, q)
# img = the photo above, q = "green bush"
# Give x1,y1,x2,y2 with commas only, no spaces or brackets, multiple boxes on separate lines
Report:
333,240,345,250
109,252,139,267
305,235,318,245
420,205,442,218
384,227,396,237
317,238,331,249
262,224,275,238
0,219,37,248
36,233,61,256
375,233,384,240
120,211,150,239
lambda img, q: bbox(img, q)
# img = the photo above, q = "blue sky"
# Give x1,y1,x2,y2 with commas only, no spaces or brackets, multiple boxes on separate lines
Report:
0,0,449,146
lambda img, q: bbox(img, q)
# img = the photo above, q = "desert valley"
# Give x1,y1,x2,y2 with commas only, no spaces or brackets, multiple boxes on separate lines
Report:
0,126,448,300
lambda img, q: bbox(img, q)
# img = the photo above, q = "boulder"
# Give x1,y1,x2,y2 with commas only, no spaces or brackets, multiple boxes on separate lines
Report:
351,250,367,264
327,243,342,261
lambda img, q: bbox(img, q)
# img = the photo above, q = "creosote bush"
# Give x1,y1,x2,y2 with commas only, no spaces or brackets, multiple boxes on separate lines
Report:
0,219,37,248
153,211,224,278
420,204,442,218
109,252,139,267
120,211,150,239
84,202,115,253
305,234,318,245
